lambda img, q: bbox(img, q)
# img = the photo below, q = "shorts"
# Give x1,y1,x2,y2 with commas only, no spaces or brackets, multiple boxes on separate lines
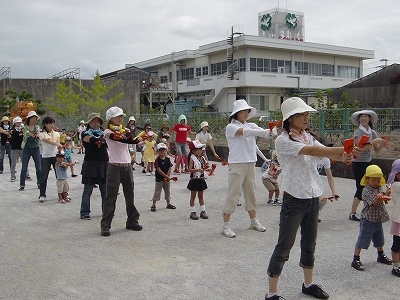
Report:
355,218,385,249
175,142,188,156
262,177,279,191
152,181,171,201
56,179,69,193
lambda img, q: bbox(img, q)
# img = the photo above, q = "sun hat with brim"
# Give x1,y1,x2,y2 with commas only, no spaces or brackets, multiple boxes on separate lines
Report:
281,97,317,121
188,140,205,150
160,123,169,130
200,121,209,129
1,116,10,122
350,110,378,126
230,99,257,120
128,116,136,122
156,143,168,151
106,106,125,121
26,111,40,120
387,159,400,185
12,116,23,124
360,164,386,186
86,112,103,125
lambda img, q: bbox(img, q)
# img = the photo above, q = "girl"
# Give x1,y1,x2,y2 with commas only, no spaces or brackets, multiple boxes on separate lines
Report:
262,150,281,205
195,121,220,162
187,140,208,220
38,117,61,202
387,159,400,277
100,106,142,236
63,136,81,177
19,111,42,191
349,109,388,221
265,97,360,300
142,131,156,175
136,123,152,173
10,116,29,182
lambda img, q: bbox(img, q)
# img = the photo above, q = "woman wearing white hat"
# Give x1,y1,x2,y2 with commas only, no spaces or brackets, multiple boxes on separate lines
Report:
348,109,388,221
0,116,12,174
265,97,360,300
195,121,219,162
9,116,28,182
221,99,277,238
75,120,86,154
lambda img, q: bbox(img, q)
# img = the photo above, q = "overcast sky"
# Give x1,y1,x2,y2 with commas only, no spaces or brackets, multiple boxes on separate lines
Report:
1,0,399,79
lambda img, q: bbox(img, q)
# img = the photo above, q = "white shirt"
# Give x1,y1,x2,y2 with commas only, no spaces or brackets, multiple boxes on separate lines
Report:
276,131,324,199
316,157,331,174
39,131,60,158
391,182,400,223
195,131,212,144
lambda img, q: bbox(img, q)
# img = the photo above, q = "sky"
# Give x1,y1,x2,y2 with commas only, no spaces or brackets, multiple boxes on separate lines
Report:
1,0,399,79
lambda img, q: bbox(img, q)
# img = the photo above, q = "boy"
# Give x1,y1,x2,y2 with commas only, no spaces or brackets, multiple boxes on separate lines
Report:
351,164,392,270
150,143,177,212
55,152,72,204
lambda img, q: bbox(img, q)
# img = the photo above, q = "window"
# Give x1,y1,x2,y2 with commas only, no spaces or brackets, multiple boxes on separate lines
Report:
295,62,334,76
250,58,291,73
202,66,209,76
211,61,228,75
338,66,359,78
181,68,194,80
249,95,269,111
196,67,201,77
160,76,168,83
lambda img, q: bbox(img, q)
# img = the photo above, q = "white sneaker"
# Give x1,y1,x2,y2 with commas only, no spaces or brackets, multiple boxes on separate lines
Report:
249,219,266,232
222,227,236,238
38,196,46,203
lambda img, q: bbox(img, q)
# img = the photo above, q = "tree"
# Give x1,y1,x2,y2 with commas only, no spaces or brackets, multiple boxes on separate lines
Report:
45,79,81,116
72,70,123,113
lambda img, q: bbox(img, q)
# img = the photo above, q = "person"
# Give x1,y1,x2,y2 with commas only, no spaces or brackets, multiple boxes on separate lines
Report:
221,99,277,238
100,106,142,236
136,123,152,173
150,143,176,212
265,97,359,300
38,117,61,203
142,131,156,175
349,109,388,221
127,116,138,168
54,151,72,204
262,150,281,205
386,159,400,277
156,123,171,146
62,136,81,177
9,116,26,182
59,128,67,145
351,164,392,271
195,121,220,162
19,111,42,191
187,140,208,220
79,113,108,220
75,120,86,154
0,116,12,174
170,114,195,174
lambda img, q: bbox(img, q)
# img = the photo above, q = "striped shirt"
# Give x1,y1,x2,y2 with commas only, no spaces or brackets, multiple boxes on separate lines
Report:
361,185,389,223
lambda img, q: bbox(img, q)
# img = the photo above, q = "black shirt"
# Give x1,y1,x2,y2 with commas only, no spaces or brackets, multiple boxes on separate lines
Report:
154,156,172,182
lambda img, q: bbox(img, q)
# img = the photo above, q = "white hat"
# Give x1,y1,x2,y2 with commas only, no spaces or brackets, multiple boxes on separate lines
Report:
26,111,39,120
230,99,257,120
200,121,209,129
189,140,205,150
1,116,9,122
12,116,23,124
128,116,136,122
106,106,126,121
350,110,378,126
281,97,317,121
156,143,168,150
79,120,85,124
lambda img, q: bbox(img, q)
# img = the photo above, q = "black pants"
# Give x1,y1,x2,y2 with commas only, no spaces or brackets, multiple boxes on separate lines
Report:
39,156,56,198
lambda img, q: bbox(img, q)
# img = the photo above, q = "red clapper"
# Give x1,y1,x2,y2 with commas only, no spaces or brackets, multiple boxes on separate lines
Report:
358,135,370,148
343,138,354,165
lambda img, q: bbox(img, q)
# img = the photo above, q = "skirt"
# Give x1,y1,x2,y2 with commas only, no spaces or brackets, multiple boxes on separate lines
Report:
81,160,107,185
187,178,207,191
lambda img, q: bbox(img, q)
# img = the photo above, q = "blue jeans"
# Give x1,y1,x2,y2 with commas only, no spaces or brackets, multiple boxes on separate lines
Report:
267,192,320,277
20,147,42,188
80,183,106,218
39,157,56,198
0,143,12,172
355,218,385,249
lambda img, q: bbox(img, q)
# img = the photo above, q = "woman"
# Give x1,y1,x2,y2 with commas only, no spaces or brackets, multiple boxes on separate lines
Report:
0,116,12,174
195,121,219,162
349,109,387,221
38,117,61,202
19,111,42,191
79,113,108,220
221,99,276,238
264,97,360,300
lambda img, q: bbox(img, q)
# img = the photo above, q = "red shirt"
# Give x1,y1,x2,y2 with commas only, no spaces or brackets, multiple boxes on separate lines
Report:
172,124,191,144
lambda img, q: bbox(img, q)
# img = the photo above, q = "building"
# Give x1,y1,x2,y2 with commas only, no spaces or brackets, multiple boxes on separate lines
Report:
129,8,374,115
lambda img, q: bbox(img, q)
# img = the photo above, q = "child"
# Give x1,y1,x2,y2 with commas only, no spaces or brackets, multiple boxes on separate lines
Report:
63,136,81,177
142,131,156,175
55,152,72,204
386,159,400,277
195,121,220,162
150,143,177,212
136,123,152,173
59,129,67,145
262,150,281,205
351,164,392,271
187,140,208,220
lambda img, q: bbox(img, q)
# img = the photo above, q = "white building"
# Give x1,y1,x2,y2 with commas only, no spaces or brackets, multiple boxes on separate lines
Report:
130,8,374,114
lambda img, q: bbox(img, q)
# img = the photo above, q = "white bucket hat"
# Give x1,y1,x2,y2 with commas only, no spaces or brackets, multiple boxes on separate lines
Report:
106,106,126,121
12,116,23,124
230,99,257,120
156,143,168,150
26,111,39,120
128,116,136,122
350,110,378,126
200,121,209,129
281,97,317,121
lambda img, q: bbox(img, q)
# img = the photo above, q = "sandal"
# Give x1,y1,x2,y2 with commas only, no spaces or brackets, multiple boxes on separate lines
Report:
65,196,71,202
58,199,66,204
151,206,156,212
166,204,176,209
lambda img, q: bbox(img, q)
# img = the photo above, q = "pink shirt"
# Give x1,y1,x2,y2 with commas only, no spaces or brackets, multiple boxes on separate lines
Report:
104,129,131,163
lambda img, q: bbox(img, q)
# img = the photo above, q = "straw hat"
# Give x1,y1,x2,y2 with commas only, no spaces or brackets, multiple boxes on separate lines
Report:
230,99,256,120
281,97,317,121
86,112,103,125
106,106,125,121
360,165,386,186
350,110,378,126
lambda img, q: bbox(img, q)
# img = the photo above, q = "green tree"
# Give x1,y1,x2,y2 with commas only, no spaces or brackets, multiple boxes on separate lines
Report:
72,70,123,113
45,79,81,116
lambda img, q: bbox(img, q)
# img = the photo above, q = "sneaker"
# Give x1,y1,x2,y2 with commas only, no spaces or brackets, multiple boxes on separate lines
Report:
249,219,266,232
190,212,199,220
200,211,208,219
80,215,91,220
392,268,400,277
351,260,365,270
266,199,273,204
19,186,25,191
71,174,78,177
302,283,329,299
11,178,15,182
151,206,156,212
173,169,181,175
377,254,392,265
142,168,146,174
349,213,360,221
38,196,45,203
26,175,32,181
265,295,285,300
222,226,236,238
273,199,281,206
